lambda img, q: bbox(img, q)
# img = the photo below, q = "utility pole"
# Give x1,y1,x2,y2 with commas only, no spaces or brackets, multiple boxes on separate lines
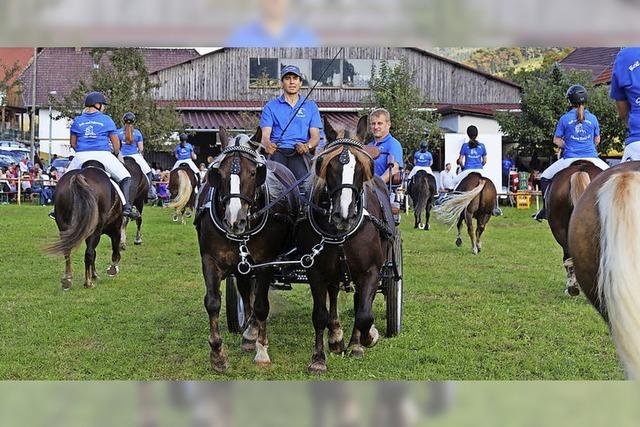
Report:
29,47,37,163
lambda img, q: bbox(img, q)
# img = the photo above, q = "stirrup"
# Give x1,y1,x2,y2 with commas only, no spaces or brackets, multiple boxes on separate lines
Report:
48,210,56,220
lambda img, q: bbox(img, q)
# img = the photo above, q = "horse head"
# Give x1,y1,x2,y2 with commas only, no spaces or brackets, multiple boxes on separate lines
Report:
207,126,266,235
314,117,374,232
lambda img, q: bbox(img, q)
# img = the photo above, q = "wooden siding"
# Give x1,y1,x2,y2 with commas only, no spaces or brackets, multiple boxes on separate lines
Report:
152,48,521,105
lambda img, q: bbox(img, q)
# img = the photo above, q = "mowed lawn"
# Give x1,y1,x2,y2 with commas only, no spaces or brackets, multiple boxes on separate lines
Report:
0,204,623,380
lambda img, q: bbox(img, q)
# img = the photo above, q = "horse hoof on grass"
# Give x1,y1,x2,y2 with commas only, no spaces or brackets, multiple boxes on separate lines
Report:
241,338,256,352
418,223,425,230
349,345,365,359
565,286,580,297
472,247,478,255
210,350,229,373
134,239,142,246
425,223,430,231
455,237,462,247
365,325,380,348
329,339,346,354
308,360,327,374
61,278,72,290
172,214,179,222
83,282,95,289
106,265,119,277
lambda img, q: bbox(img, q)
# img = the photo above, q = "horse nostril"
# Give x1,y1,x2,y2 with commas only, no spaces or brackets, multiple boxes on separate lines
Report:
237,219,247,229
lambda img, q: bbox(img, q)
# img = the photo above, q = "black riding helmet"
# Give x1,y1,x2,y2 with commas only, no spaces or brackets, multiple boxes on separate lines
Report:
122,112,136,124
179,133,188,145
419,140,429,151
84,91,108,107
566,84,588,105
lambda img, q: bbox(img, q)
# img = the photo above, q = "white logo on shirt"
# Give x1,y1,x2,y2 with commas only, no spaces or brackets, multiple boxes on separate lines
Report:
84,125,97,138
635,97,640,106
574,123,586,135
629,60,640,72
296,107,306,118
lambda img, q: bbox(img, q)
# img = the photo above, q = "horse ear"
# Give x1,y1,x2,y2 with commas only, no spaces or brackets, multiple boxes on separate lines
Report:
219,127,230,149
356,115,369,143
324,116,338,143
207,167,221,189
256,164,267,187
251,126,262,144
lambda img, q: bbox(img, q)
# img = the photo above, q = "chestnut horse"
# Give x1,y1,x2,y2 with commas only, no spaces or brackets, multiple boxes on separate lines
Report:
568,161,640,379
545,160,602,296
168,164,198,224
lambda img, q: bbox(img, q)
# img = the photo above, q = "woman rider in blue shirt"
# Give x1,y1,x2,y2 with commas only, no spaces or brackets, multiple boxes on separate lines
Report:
610,48,640,161
117,112,157,200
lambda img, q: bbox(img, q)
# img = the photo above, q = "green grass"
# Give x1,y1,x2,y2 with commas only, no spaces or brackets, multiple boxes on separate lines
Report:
0,204,624,379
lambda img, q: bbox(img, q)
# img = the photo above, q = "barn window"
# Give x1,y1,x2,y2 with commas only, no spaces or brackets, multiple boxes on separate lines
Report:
342,59,372,88
311,59,342,87
249,58,279,88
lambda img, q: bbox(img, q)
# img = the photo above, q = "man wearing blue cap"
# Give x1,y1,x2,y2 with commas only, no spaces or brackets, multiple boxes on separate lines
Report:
260,64,322,180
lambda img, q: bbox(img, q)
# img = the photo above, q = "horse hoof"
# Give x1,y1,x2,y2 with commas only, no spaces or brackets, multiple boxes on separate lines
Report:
329,339,346,354
366,325,380,348
472,247,478,255
106,265,119,277
565,286,580,297
455,237,462,247
241,338,256,353
210,350,229,373
120,244,126,251
414,224,419,229
308,360,327,374
172,214,179,222
61,278,72,290
185,210,193,218
83,282,95,289
418,223,425,230
254,342,271,366
349,345,365,359
425,223,430,231
134,239,142,246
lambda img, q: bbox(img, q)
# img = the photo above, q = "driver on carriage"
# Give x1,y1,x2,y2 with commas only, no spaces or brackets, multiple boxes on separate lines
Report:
117,112,157,201
533,84,609,221
259,64,321,182
406,140,435,187
172,133,200,178
447,125,503,216
51,91,139,220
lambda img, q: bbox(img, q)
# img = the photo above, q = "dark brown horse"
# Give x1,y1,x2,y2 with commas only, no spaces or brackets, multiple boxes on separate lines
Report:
168,164,198,224
568,161,640,379
120,157,149,249
545,160,602,295
436,172,497,254
294,116,395,373
408,170,437,230
195,128,299,372
47,162,123,289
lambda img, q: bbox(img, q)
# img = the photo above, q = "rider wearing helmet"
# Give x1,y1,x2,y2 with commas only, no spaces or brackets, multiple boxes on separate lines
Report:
406,140,435,182
533,84,609,221
610,47,640,161
57,91,139,219
117,112,157,201
171,133,200,177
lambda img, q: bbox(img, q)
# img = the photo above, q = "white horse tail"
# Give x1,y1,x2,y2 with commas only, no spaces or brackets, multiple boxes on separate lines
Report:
597,171,640,379
167,169,192,212
435,180,486,228
569,171,591,207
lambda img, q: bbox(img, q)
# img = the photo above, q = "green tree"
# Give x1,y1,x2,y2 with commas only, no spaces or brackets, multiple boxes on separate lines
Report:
364,58,442,160
496,63,626,157
0,59,23,135
51,48,184,151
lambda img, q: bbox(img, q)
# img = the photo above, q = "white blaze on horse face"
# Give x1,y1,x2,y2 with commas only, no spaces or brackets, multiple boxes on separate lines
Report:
227,174,242,225
340,151,356,219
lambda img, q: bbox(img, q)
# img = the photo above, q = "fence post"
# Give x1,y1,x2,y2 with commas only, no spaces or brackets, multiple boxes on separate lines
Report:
17,176,21,205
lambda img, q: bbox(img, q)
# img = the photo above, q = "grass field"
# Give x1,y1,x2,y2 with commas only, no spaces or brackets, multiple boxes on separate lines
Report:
0,204,623,380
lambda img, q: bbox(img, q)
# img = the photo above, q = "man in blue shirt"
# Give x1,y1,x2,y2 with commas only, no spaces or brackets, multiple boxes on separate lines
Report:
260,64,322,180
172,133,200,177
117,112,157,200
367,108,404,184
610,48,640,161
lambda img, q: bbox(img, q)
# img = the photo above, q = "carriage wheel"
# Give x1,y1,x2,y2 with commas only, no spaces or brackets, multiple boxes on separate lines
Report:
385,231,404,337
225,275,246,334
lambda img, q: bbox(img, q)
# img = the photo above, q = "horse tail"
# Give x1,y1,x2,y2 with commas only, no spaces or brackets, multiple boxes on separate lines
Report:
413,173,429,218
47,174,100,255
167,169,192,211
435,180,486,227
596,171,640,379
569,171,591,207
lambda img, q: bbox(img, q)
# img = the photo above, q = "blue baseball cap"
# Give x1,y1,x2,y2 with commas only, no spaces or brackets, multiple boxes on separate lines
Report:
280,65,303,80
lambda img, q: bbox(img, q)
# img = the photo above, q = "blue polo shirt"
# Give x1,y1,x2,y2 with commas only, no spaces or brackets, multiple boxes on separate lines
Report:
70,111,117,152
260,94,322,150
176,143,194,160
459,142,486,170
414,150,432,167
117,127,143,156
368,133,404,177
554,109,599,158
610,47,640,145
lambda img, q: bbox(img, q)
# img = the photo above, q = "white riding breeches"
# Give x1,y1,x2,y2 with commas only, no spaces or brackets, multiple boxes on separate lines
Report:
622,140,640,162
452,168,484,190
407,166,435,180
67,151,131,182
172,158,200,176
124,153,152,175
540,157,609,180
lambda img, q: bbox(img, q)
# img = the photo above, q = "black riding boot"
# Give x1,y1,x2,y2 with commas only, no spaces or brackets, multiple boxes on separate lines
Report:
146,172,157,200
119,177,139,219
533,178,551,222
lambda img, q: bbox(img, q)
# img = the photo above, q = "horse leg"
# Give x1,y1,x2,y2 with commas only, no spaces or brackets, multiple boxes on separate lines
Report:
308,280,330,374
253,275,271,366
107,229,122,277
475,214,490,253
84,234,100,288
120,217,128,251
563,256,580,296
172,208,179,222
349,268,379,358
465,211,478,254
202,254,228,372
239,276,259,352
424,197,432,231
61,252,73,290
455,214,464,247
134,214,143,245
328,283,345,354
414,199,420,229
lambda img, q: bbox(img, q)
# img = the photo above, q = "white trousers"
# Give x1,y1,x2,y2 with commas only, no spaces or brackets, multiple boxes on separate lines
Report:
124,153,152,175
172,158,200,176
452,168,485,190
67,151,131,182
407,166,435,180
540,157,609,180
622,140,640,162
